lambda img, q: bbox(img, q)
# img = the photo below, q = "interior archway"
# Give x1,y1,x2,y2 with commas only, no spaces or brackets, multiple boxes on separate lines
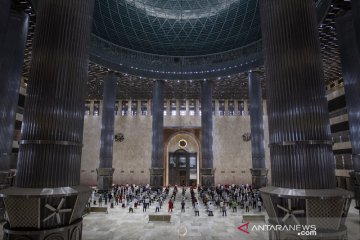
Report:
164,132,200,186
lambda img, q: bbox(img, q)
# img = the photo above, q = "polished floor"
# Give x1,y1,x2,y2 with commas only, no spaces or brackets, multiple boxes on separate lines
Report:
0,188,359,240
83,188,268,240
80,189,360,240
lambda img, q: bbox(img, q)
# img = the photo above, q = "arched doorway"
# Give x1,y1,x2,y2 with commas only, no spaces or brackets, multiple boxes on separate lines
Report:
164,132,200,186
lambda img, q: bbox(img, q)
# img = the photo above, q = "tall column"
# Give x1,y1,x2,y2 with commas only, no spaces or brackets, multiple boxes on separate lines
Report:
0,0,11,47
196,99,201,116
150,80,164,188
137,100,141,115
201,80,215,187
244,100,249,115
234,100,239,116
97,72,117,191
352,1,360,50
337,10,360,214
0,12,28,175
259,0,352,238
224,100,229,116
176,99,180,116
0,1,95,239
248,71,268,189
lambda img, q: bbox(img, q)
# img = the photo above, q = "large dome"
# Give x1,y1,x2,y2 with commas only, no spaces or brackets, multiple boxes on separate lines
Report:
92,0,261,56
92,0,327,57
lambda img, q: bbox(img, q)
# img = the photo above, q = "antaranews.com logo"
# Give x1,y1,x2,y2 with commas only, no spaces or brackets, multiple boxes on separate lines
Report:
238,222,317,236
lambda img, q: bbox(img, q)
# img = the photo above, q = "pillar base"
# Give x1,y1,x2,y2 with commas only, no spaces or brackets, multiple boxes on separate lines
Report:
0,170,15,189
3,218,84,240
0,186,90,239
260,186,353,239
349,171,360,212
0,170,16,223
149,168,164,189
201,168,215,188
250,168,268,189
96,168,115,191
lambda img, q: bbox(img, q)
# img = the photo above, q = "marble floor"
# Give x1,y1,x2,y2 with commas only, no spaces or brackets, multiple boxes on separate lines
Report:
83,189,269,240
0,189,359,240
81,189,360,240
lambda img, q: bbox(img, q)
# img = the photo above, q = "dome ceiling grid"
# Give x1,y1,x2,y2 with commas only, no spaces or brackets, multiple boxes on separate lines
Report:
92,0,261,56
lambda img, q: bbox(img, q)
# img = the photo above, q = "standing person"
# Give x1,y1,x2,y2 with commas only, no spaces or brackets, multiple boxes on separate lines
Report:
252,196,257,209
155,200,160,212
159,197,163,209
257,199,262,212
222,204,227,216
245,200,250,213
181,199,186,212
115,195,119,205
194,202,200,216
143,199,147,212
110,196,115,208
231,199,237,212
208,202,214,216
168,199,174,213
129,201,134,213
145,197,150,209
87,197,91,208
99,196,103,207
219,200,224,213
134,197,138,209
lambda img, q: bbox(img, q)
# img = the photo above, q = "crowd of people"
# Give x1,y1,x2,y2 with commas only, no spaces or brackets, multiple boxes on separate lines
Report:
196,184,263,216
88,183,263,217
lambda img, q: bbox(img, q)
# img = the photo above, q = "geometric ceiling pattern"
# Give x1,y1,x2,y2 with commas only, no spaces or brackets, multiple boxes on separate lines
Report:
93,0,328,56
93,0,261,56
19,0,351,100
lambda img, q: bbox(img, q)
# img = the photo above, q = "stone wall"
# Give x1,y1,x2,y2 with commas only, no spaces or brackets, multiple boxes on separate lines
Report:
81,115,152,186
80,110,271,186
213,116,271,185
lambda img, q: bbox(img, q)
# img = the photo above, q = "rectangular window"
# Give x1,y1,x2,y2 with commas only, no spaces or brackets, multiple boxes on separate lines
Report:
228,100,235,116
93,101,100,116
85,101,91,115
180,100,186,116
189,100,196,116
189,156,197,168
199,102,201,116
131,100,137,116
163,100,167,116
179,156,186,168
238,100,244,116
170,100,177,116
189,169,197,180
170,155,176,168
121,100,128,116
190,153,197,180
218,100,225,116
114,101,119,115
141,100,148,116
